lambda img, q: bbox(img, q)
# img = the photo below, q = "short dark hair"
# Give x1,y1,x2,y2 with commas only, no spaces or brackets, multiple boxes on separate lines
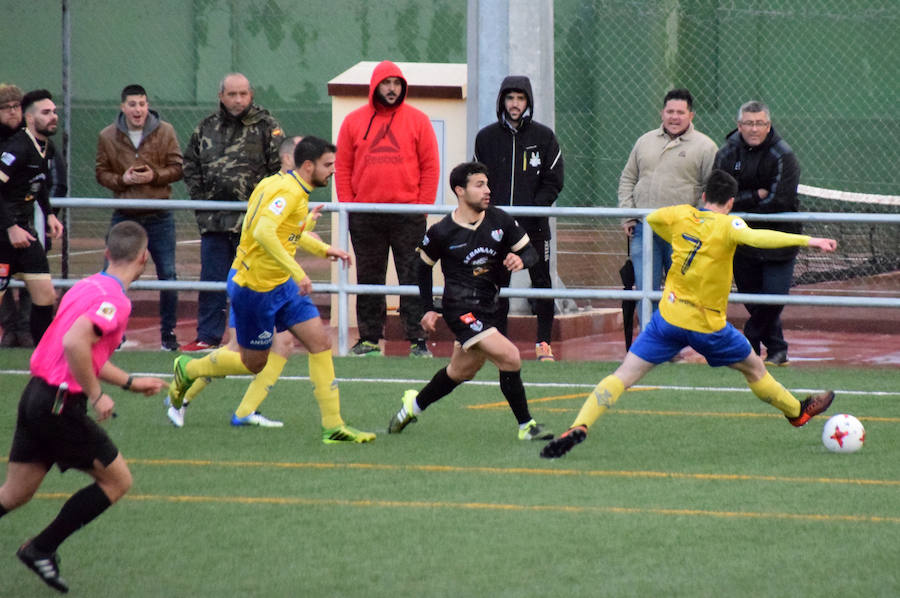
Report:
22,89,53,113
294,135,336,167
121,84,147,102
449,162,489,194
704,169,738,205
663,88,693,110
279,135,301,157
106,221,148,263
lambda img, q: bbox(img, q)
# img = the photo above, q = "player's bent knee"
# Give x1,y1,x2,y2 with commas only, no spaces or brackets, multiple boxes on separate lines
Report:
0,487,35,510
96,461,133,503
113,469,134,499
25,279,57,305
497,350,521,371
446,364,476,382
240,353,268,374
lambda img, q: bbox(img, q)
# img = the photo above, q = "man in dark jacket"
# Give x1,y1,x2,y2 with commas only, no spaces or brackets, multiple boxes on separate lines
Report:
473,76,564,361
714,101,800,366
0,82,31,348
181,73,283,351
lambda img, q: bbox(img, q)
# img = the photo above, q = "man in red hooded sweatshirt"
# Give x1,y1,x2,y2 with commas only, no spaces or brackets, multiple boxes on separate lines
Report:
336,60,440,358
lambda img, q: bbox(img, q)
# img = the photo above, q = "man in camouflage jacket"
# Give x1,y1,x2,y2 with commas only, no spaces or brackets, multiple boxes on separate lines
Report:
182,73,283,350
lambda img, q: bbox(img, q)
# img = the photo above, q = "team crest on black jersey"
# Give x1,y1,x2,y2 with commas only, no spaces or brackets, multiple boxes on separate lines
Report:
491,229,503,242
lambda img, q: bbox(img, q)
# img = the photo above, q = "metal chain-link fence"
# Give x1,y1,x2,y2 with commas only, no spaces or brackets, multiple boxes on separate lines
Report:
3,0,466,283
3,1,898,302
554,0,900,302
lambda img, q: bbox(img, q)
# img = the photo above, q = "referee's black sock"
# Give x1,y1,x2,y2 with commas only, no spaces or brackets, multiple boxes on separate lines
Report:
416,367,461,411
33,483,112,553
499,369,532,425
30,304,54,343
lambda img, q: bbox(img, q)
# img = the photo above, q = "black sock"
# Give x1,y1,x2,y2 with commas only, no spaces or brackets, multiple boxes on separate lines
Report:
32,483,112,553
416,367,461,411
30,304,54,343
499,369,531,425
0,502,8,518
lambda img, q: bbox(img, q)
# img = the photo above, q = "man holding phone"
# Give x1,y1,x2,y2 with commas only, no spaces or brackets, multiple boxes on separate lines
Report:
96,84,184,351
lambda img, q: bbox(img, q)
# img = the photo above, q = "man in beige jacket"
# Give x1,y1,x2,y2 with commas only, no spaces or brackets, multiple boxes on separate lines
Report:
618,88,717,302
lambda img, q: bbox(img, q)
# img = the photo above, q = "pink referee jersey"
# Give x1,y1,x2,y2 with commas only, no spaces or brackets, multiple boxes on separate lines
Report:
30,272,132,392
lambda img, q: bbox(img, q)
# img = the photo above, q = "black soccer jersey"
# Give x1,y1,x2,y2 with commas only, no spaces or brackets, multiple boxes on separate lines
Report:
418,205,530,310
0,129,53,230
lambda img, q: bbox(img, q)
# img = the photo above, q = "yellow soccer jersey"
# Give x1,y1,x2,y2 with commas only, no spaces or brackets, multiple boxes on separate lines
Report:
647,204,810,333
231,171,329,292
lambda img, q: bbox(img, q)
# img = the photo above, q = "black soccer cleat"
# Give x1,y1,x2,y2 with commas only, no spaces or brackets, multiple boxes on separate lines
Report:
787,390,835,427
539,425,588,459
17,540,69,593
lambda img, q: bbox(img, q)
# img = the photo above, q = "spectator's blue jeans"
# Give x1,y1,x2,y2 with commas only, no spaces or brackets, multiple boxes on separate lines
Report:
110,211,177,337
197,231,240,345
630,222,672,312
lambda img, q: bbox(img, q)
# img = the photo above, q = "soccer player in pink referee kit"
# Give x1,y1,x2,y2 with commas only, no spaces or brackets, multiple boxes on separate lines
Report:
0,221,167,593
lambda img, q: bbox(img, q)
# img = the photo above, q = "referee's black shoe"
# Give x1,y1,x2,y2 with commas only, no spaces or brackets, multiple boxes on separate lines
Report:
17,540,69,593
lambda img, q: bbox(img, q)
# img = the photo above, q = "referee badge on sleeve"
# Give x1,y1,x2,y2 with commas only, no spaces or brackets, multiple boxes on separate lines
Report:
96,301,117,321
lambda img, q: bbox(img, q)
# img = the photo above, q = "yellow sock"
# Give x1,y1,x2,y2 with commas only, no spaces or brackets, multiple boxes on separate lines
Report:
183,377,211,405
572,375,626,429
235,353,287,418
309,349,343,429
748,372,801,418
185,347,251,379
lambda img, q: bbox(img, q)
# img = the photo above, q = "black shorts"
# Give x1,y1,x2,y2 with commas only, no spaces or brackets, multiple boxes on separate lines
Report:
8,377,119,472
0,233,50,290
442,304,501,350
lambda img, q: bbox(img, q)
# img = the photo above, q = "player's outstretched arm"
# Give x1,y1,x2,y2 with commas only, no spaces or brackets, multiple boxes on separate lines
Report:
99,362,166,395
808,237,837,252
129,377,168,396
325,245,352,267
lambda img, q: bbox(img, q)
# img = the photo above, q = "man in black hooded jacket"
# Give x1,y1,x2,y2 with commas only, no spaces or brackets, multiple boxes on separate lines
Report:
473,76,564,361
714,100,800,366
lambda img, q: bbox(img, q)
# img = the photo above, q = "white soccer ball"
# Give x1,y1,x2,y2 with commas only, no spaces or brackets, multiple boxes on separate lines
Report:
822,414,865,453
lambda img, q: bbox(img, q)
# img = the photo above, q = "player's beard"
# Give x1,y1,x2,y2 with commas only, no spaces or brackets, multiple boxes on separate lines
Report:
464,196,489,213
36,123,57,137
312,174,332,188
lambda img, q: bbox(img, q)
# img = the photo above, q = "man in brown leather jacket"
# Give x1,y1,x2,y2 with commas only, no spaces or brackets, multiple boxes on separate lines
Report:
95,83,184,350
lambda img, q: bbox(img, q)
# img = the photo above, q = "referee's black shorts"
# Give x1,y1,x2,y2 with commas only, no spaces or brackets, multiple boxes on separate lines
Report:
442,303,502,350
8,377,119,472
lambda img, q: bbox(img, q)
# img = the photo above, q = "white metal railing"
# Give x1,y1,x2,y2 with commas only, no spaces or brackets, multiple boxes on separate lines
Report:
31,198,900,355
